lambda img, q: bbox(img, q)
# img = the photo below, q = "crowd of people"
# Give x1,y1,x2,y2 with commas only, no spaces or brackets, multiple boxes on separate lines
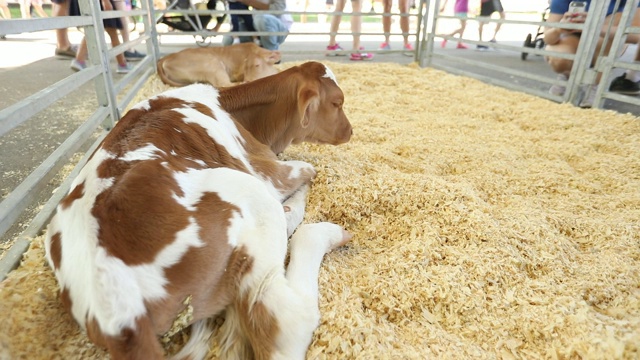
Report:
544,0,640,107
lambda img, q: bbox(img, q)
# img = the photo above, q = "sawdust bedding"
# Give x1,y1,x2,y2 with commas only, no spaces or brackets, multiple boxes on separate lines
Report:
0,61,639,360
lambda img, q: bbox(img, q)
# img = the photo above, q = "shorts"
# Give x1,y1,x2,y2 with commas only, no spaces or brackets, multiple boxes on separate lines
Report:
326,0,333,5
68,0,123,29
480,0,503,17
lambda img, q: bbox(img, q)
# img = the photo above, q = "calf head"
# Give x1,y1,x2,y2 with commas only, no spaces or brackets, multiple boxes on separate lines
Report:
243,47,281,83
293,62,352,147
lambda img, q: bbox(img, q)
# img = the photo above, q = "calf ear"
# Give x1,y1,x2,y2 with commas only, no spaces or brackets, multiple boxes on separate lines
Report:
267,51,281,64
297,86,319,128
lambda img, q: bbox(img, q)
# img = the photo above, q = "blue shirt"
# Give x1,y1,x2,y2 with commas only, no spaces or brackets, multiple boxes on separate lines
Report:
549,0,637,17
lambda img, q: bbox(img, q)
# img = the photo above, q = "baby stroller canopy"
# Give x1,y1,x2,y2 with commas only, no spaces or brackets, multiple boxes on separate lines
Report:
160,0,226,32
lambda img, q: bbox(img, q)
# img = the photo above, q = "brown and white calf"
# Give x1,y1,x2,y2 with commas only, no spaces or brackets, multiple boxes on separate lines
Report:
157,43,281,88
44,61,352,359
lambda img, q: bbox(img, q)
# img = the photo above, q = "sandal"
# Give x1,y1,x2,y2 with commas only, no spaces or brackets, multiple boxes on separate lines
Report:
349,47,374,61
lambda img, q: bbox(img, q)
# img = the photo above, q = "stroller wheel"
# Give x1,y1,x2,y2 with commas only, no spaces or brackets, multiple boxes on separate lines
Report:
521,33,532,60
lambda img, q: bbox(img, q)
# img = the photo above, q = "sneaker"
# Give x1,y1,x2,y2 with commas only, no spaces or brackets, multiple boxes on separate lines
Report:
441,39,447,48
609,74,640,95
70,59,87,72
124,50,145,62
476,45,489,51
326,43,346,56
56,45,78,58
456,43,468,49
403,43,414,56
379,42,391,50
350,48,374,61
549,73,568,96
579,85,597,109
117,63,133,74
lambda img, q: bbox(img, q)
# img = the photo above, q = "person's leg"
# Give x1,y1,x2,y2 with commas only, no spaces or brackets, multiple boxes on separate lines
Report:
381,0,391,46
222,20,251,46
253,14,287,51
53,0,74,54
70,37,88,71
113,0,129,43
492,11,505,42
609,8,640,93
544,35,580,76
33,0,48,17
328,0,346,46
351,0,362,50
20,0,31,19
349,0,372,59
456,18,467,47
104,28,127,66
0,0,10,19
398,0,410,46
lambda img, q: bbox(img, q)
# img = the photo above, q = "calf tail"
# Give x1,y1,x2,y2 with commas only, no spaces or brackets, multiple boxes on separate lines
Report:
157,58,185,87
170,319,215,360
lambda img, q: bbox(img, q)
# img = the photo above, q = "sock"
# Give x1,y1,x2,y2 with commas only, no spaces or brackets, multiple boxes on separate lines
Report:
625,70,640,82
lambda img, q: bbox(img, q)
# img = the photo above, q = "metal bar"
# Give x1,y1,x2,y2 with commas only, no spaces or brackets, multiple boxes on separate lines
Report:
0,107,109,240
0,132,107,282
593,0,640,109
0,68,99,138
0,16,91,34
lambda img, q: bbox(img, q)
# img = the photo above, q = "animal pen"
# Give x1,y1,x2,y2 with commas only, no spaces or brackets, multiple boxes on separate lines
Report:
0,0,639,358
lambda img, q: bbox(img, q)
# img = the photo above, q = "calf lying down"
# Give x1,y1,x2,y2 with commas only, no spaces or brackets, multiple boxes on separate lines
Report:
157,43,281,88
44,61,353,359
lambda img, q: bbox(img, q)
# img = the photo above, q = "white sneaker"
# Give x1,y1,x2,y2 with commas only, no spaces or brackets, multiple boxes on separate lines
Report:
579,85,597,109
117,63,132,74
549,74,568,96
70,59,87,72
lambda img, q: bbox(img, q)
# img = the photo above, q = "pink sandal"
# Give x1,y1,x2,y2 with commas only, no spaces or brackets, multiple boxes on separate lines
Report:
350,47,374,61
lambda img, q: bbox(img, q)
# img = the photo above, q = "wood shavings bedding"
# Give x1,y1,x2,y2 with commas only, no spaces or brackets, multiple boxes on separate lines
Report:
0,61,638,359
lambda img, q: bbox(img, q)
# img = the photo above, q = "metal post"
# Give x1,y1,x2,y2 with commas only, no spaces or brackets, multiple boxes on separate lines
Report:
79,0,120,129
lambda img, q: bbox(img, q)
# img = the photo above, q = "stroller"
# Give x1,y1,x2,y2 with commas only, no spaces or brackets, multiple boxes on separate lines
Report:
159,0,226,33
521,6,549,60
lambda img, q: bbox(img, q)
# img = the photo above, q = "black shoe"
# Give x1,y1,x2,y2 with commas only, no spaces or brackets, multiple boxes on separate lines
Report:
476,45,488,51
124,50,146,62
609,75,640,95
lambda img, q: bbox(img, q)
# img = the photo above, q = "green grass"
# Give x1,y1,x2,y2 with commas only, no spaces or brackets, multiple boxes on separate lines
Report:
6,4,52,19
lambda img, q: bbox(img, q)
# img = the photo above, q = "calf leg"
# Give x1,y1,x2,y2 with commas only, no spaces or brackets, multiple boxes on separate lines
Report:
220,223,350,360
282,184,309,238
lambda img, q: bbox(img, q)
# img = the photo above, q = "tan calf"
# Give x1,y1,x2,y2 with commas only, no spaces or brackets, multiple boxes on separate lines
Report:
157,43,281,87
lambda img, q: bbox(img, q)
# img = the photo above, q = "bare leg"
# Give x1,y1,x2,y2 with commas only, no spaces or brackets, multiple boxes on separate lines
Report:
328,0,346,46
53,0,72,51
492,11,505,41
105,28,127,66
351,0,362,50
381,0,391,44
398,0,410,46
20,0,31,19
33,4,48,17
0,1,11,19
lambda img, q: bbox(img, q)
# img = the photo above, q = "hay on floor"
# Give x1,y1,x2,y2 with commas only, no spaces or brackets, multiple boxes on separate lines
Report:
1,61,639,359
